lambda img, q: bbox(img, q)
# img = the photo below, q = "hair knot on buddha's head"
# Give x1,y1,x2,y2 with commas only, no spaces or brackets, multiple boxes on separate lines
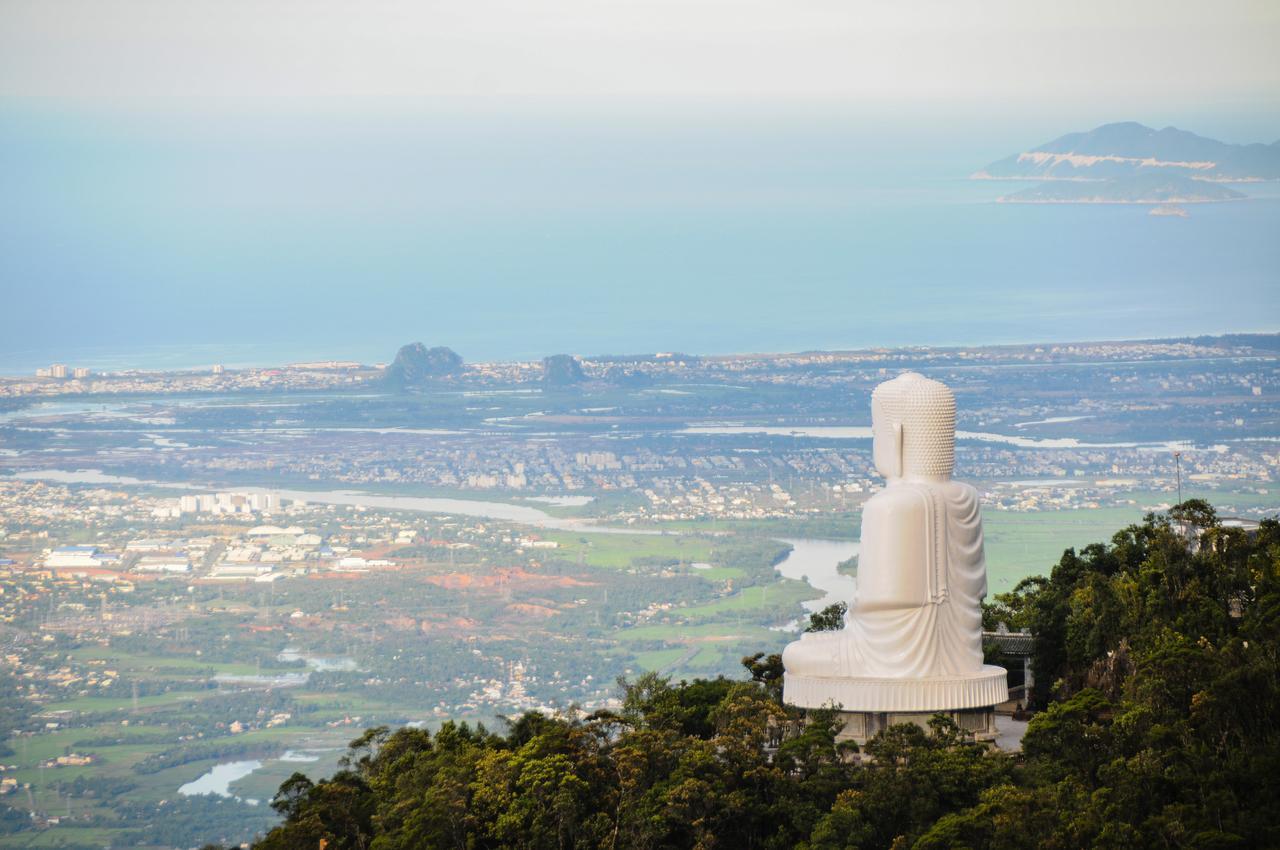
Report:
871,372,956,478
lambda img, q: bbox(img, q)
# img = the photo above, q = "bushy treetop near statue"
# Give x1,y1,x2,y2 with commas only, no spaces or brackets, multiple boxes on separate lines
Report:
805,601,847,633
248,504,1280,849
384,342,464,389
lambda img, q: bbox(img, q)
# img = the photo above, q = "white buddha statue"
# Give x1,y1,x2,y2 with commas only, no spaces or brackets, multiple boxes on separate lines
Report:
783,372,1006,712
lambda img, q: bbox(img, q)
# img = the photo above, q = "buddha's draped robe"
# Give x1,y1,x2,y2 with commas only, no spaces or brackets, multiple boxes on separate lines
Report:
840,480,985,676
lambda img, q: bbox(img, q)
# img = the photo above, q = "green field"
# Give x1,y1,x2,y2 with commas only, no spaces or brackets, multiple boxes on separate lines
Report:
634,648,689,671
544,531,718,569
982,506,1149,590
656,516,861,540
2,827,123,848
7,723,308,788
66,647,278,679
8,491,1269,847
676,578,817,620
617,620,780,645
41,690,214,714
690,565,745,581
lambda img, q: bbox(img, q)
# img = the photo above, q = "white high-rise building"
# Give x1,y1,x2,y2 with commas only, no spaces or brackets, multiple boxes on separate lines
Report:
248,493,279,512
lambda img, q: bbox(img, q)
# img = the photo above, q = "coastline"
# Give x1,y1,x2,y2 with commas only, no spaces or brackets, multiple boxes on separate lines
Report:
994,196,1246,205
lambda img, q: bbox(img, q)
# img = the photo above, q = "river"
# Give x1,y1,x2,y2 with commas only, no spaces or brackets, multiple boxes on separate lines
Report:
8,469,644,534
177,749,335,801
178,759,261,799
680,424,1223,452
772,538,860,631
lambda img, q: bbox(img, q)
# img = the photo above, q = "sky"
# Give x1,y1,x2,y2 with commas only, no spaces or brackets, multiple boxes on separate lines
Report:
1,1,1278,369
1,0,1279,104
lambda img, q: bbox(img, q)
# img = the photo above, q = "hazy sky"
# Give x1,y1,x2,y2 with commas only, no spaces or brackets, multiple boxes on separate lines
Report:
2,0,1278,102
2,0,1278,368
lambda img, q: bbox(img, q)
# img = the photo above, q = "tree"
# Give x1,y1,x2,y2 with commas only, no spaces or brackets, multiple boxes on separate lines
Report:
806,602,847,632
982,575,1046,632
741,652,784,701
1170,498,1219,530
254,506,1280,850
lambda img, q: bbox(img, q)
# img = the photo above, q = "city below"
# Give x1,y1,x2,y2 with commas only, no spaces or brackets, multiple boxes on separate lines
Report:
0,332,1276,846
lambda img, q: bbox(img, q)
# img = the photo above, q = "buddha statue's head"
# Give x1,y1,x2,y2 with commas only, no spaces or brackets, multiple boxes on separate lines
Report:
871,372,956,480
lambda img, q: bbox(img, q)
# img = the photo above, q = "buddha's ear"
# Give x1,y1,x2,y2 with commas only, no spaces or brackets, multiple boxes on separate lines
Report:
890,422,903,478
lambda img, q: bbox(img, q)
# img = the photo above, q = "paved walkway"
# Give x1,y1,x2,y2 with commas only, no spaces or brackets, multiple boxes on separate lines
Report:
994,715,1028,751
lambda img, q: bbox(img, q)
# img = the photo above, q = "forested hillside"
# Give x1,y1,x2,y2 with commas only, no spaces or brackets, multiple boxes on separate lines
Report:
243,503,1280,849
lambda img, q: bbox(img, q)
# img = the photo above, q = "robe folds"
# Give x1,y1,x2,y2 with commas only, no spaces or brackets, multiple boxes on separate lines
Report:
841,480,986,677
783,479,987,679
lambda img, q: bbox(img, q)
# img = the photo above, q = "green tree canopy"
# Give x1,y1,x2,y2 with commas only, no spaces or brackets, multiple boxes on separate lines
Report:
253,508,1280,849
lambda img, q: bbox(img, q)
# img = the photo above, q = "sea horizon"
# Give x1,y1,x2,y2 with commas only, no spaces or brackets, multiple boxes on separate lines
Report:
4,100,1279,376
3,323,1277,378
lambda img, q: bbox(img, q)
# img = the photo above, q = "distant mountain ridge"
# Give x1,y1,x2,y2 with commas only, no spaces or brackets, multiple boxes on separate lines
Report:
975,122,1280,183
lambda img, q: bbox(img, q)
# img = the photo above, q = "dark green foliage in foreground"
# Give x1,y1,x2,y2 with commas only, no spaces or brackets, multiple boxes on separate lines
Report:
253,506,1280,849
964,505,1280,848
254,682,1004,850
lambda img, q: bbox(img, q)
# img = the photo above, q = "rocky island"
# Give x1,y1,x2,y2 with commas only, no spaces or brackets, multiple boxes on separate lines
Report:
975,121,1279,205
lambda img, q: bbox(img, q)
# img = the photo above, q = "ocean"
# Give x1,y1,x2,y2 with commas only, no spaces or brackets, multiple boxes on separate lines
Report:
1,99,1277,373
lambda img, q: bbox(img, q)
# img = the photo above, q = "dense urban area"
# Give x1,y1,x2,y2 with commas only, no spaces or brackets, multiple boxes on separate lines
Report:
1,334,1276,848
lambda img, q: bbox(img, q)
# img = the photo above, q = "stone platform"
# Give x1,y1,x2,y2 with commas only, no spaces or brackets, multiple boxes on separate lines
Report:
783,664,1008,713
829,706,999,747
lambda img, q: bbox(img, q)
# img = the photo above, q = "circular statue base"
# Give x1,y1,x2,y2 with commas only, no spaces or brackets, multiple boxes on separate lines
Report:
783,664,1008,713
820,706,1000,748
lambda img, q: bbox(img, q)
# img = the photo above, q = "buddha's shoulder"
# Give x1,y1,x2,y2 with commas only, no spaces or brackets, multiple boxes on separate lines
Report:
866,481,977,508
864,483,932,513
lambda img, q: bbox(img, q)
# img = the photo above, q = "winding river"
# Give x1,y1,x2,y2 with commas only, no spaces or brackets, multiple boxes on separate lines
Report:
773,538,859,612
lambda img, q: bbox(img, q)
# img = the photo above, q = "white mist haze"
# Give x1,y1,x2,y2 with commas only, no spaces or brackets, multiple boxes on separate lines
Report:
2,0,1278,101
